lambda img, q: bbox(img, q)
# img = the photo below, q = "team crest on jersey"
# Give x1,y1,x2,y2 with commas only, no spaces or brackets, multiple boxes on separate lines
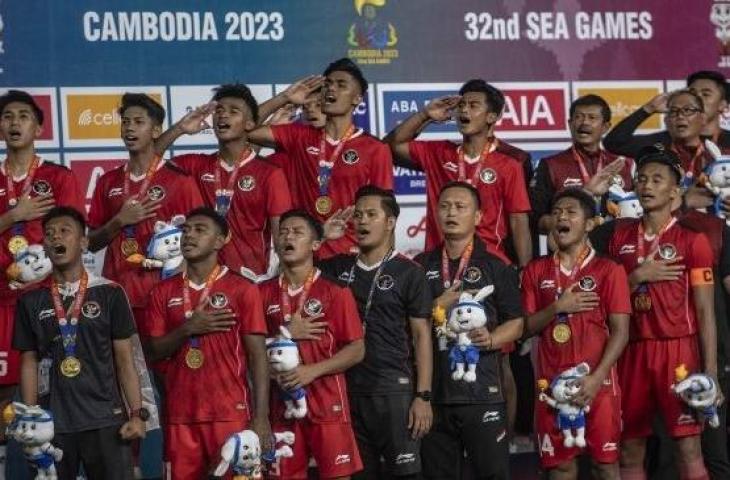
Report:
463,266,482,283
479,168,497,184
238,175,256,192
658,243,677,260
304,298,323,317
579,276,597,292
147,185,166,201
376,274,394,291
342,149,359,165
32,180,52,195
209,293,228,309
82,301,101,319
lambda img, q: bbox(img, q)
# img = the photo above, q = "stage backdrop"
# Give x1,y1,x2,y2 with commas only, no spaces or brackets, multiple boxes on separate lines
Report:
0,0,725,257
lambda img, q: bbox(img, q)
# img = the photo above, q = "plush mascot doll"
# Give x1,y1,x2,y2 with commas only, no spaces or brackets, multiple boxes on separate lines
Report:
266,326,308,419
606,184,643,219
213,429,295,479
4,402,63,480
126,219,183,279
671,364,720,428
699,139,730,224
5,244,52,290
538,363,592,448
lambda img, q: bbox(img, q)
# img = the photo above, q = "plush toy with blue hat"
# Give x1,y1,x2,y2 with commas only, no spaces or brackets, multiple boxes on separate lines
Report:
671,364,720,428
699,139,730,224
213,429,295,479
5,243,52,290
4,402,63,480
538,363,592,448
267,326,308,419
606,184,643,219
126,218,184,279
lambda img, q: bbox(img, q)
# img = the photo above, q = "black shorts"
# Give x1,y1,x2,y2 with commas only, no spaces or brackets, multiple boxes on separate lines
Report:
350,393,421,477
421,403,509,480
53,424,134,480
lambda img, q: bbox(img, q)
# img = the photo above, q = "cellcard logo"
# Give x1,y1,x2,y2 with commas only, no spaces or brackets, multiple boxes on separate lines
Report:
77,109,95,126
574,82,664,131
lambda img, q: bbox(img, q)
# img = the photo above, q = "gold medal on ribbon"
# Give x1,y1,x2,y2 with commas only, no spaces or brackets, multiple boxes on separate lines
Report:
552,323,572,344
60,356,81,377
121,238,139,257
8,235,28,255
185,348,204,369
634,292,652,312
315,196,333,216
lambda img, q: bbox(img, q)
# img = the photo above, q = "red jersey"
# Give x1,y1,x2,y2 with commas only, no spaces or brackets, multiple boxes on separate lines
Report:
408,140,531,262
0,158,85,306
260,270,364,423
544,147,633,193
88,162,203,309
270,123,394,259
522,250,631,381
146,267,267,423
265,150,289,170
608,218,714,339
173,152,292,276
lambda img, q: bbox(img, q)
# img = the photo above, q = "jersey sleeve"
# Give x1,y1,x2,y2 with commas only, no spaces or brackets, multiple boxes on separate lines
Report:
370,142,394,190
688,232,715,270
589,221,617,256
56,169,87,218
503,159,531,214
270,124,309,154
520,263,540,316
330,286,364,345
87,174,110,229
12,295,37,352
603,262,632,315
492,262,524,322
405,265,433,319
178,175,205,214
264,166,292,217
145,285,169,338
171,154,202,175
407,140,436,171
110,286,137,340
238,282,267,336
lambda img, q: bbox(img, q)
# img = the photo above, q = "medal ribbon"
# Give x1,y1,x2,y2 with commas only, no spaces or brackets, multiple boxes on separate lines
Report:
3,156,42,251
441,240,474,289
671,143,705,188
347,246,394,327
182,264,221,350
214,148,254,216
570,146,604,186
317,125,356,198
280,268,316,322
121,154,163,245
553,243,592,322
51,270,89,361
457,138,495,185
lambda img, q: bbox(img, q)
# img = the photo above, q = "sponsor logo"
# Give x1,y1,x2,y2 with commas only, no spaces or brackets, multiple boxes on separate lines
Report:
398,377,410,384
304,298,323,317
677,413,696,425
38,309,55,321
238,175,256,192
562,177,584,187
267,304,281,315
82,301,101,319
540,279,556,289
0,188,5,196
619,244,636,255
395,453,416,465
464,266,483,283
480,168,497,184
334,454,351,465
167,297,183,307
342,149,360,165
235,403,247,410
108,187,123,197
32,180,52,195
579,276,597,291
425,270,440,280
147,185,166,201
306,146,320,155
338,271,354,282
376,274,395,290
347,0,399,65
482,410,501,423
575,83,663,130
200,173,215,182
443,162,458,172
602,442,618,452
65,91,163,141
658,243,677,260
711,2,730,67
209,293,228,309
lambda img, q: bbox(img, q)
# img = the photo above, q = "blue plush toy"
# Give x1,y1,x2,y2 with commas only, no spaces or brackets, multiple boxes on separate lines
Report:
266,326,308,419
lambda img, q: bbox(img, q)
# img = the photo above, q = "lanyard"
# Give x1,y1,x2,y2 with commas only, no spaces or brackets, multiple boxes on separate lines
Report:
671,143,705,188
51,271,89,359
553,244,591,322
347,247,394,325
441,240,474,289
317,125,356,196
636,216,675,264
280,268,316,322
182,265,221,349
570,146,604,185
214,148,254,216
3,155,41,207
122,154,163,241
457,138,494,185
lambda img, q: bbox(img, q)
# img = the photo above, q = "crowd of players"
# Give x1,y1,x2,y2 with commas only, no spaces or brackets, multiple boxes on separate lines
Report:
0,57,729,480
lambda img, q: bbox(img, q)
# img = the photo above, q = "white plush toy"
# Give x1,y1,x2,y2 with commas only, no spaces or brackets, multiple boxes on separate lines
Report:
127,219,183,279
607,184,643,219
4,402,63,480
5,244,52,290
266,326,307,419
700,139,730,224
443,286,494,383
212,429,295,479
538,363,592,448
671,364,720,428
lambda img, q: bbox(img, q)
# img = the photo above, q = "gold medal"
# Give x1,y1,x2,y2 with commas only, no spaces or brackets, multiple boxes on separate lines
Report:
121,238,139,257
634,292,652,312
60,356,81,377
315,196,333,216
8,235,28,255
552,323,572,344
185,348,204,369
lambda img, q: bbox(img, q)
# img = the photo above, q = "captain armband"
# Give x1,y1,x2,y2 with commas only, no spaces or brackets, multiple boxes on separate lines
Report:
690,268,714,286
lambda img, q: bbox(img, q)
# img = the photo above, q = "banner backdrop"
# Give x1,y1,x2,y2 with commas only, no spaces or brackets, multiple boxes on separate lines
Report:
0,0,724,256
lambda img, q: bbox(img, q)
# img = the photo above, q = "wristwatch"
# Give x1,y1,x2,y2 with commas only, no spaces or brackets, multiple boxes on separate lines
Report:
415,391,432,402
129,407,150,422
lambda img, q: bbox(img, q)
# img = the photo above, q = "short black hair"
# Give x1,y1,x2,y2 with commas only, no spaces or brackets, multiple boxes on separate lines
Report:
552,188,596,219
42,206,86,232
186,206,229,238
212,83,259,123
323,58,368,95
667,89,705,113
687,70,729,102
355,185,400,218
439,181,482,209
118,93,165,125
280,209,324,240
570,94,611,123
0,90,44,125
636,144,683,185
458,79,505,115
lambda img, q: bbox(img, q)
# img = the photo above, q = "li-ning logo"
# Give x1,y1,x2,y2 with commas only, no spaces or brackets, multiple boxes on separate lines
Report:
395,453,415,465
266,304,281,315
540,279,556,290
334,454,351,465
619,244,636,255
482,411,500,423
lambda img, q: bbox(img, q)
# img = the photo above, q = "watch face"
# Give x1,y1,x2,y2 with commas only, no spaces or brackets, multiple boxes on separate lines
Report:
139,408,150,421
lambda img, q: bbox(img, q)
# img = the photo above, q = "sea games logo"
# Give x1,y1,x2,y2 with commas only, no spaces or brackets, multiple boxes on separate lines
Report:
347,0,398,65
711,1,730,68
